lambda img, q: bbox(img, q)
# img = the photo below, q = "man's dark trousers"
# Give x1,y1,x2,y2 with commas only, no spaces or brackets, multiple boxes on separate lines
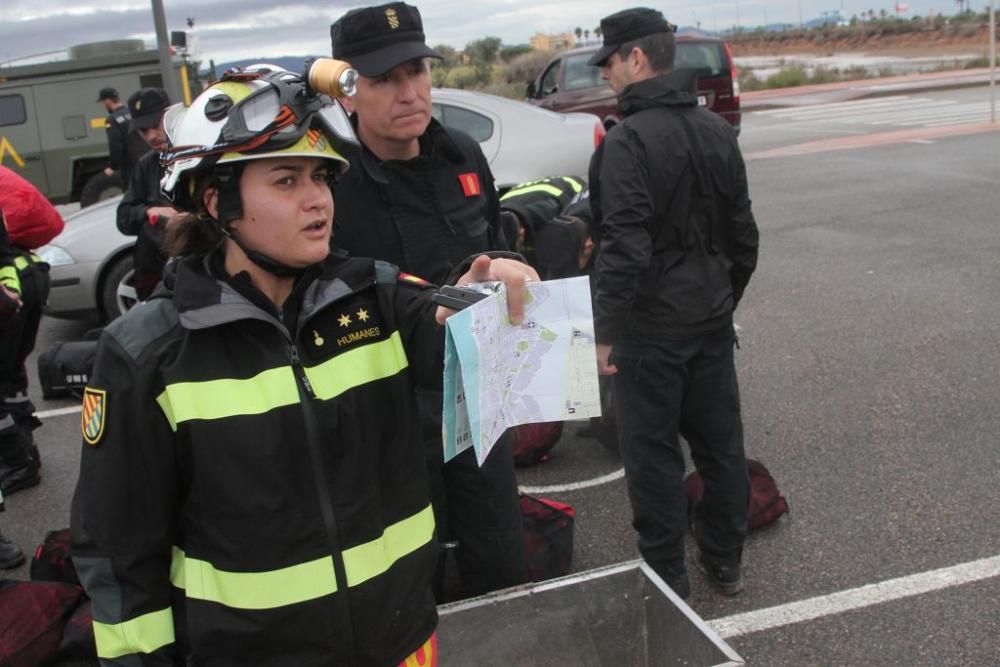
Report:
612,325,748,576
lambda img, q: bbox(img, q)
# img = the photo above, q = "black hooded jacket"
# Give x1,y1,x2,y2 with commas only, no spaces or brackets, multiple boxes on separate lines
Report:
589,70,759,343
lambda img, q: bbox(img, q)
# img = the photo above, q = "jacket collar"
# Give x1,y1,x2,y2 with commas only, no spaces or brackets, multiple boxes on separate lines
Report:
619,69,701,116
351,116,465,185
165,252,366,336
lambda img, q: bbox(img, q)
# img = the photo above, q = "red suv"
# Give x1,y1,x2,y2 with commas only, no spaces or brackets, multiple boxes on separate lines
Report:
526,36,741,135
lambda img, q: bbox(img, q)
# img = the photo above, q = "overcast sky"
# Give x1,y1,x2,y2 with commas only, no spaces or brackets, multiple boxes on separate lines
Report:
0,0,980,67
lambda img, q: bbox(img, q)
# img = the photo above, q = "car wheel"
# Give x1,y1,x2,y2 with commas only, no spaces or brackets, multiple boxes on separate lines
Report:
99,253,137,322
80,172,123,208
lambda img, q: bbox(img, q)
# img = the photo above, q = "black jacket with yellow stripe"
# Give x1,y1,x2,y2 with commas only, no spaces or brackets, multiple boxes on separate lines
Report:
71,250,444,666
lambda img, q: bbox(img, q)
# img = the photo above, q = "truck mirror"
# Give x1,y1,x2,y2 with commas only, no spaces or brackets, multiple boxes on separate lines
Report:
526,81,536,98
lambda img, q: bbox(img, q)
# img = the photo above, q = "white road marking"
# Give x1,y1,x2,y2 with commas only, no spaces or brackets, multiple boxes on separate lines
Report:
37,405,83,418
520,467,625,494
709,554,1000,639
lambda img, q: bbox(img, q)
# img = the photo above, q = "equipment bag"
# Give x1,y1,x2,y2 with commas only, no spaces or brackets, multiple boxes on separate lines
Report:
36,341,98,400
55,599,97,663
520,494,575,582
510,421,563,467
684,458,790,531
31,528,79,586
0,580,85,667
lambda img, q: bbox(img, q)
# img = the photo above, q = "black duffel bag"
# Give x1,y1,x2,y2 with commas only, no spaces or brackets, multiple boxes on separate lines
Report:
36,341,98,400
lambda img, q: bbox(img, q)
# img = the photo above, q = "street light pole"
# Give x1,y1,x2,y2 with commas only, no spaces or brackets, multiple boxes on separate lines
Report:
990,0,996,123
151,0,181,103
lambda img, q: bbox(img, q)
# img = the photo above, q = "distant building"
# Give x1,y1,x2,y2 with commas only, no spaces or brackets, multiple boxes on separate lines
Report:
530,32,575,52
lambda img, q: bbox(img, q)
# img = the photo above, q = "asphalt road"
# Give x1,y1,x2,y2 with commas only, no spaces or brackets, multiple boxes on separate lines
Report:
5,88,999,665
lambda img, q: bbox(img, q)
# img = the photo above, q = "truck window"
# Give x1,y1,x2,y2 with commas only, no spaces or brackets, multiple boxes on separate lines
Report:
0,95,27,127
563,53,604,92
431,103,494,143
139,74,164,89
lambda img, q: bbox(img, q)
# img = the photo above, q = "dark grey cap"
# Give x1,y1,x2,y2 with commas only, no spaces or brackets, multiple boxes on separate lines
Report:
588,7,675,67
330,2,441,77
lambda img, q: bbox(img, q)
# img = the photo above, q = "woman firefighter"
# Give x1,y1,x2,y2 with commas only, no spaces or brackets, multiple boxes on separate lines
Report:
70,64,537,666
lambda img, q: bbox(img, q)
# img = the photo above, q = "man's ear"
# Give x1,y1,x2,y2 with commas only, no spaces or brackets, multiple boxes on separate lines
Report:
204,186,219,220
340,96,356,114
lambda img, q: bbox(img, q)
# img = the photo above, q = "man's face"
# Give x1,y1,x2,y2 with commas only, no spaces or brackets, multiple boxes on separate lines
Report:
352,58,432,149
601,50,634,95
139,117,169,152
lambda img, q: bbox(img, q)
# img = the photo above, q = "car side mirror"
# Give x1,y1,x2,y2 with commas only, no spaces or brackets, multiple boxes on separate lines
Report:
526,81,537,98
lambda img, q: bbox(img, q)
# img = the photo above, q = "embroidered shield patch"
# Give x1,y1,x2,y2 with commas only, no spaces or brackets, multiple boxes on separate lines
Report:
81,388,107,446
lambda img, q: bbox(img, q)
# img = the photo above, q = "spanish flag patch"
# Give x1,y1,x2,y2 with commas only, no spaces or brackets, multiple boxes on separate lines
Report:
458,172,481,198
398,273,433,288
81,387,107,446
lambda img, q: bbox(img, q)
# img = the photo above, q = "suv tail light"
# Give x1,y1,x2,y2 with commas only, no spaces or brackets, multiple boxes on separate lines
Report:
594,121,606,146
724,42,740,100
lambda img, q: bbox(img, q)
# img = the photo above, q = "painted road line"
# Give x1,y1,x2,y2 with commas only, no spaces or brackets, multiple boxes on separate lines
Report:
709,554,1000,639
520,467,626,494
753,95,914,115
37,405,82,418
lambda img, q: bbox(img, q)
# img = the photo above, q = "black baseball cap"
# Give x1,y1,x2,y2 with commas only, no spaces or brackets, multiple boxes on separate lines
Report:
97,87,119,102
127,88,171,132
588,7,675,67
330,2,441,77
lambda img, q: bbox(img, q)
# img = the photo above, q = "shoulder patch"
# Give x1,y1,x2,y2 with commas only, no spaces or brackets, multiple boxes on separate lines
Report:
458,172,482,198
398,273,434,289
81,387,107,445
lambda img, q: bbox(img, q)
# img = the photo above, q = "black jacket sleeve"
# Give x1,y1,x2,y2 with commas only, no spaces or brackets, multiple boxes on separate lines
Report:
106,120,126,172
724,137,759,307
392,278,445,391
71,329,180,665
117,152,158,237
592,127,654,345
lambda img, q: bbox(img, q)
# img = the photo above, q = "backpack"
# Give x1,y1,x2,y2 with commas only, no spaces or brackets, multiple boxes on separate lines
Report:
0,580,85,667
520,494,575,582
0,165,65,249
684,458,789,531
31,529,79,586
36,341,98,400
510,421,563,467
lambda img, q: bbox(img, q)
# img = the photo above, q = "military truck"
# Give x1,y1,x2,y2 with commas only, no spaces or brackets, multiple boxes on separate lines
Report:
0,39,194,205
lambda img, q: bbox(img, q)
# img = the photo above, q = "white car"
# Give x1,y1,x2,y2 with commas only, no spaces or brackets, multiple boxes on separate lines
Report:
39,90,602,321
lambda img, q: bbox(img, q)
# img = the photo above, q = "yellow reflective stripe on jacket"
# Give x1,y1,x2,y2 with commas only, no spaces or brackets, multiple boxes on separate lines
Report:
92,607,175,660
156,332,409,430
0,264,19,292
304,331,408,401
500,183,563,200
168,503,433,610
344,503,435,587
171,547,338,610
156,365,299,431
13,254,41,270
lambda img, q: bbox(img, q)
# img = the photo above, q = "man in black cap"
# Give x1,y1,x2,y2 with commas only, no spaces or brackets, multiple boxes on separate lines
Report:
116,87,179,301
329,2,528,601
98,87,146,187
588,7,759,599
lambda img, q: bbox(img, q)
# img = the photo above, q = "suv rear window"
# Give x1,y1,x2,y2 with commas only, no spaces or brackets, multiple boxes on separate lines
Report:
674,43,727,78
564,53,604,92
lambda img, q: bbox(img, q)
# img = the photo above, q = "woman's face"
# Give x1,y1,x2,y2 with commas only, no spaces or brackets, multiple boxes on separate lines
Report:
225,156,334,268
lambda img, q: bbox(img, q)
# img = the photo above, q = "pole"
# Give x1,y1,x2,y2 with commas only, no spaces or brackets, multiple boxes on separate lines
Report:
798,0,803,27
990,0,996,124
150,0,181,103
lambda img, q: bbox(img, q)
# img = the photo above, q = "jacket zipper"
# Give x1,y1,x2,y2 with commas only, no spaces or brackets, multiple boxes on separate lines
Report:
288,336,359,666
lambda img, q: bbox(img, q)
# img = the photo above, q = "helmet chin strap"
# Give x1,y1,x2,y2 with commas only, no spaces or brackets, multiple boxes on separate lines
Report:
215,164,304,278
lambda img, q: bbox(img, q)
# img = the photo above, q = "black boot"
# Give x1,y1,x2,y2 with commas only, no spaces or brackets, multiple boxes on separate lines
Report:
4,393,41,467
0,415,40,496
0,532,25,569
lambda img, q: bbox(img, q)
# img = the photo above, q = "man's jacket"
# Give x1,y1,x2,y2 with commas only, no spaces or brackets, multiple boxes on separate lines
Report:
71,252,443,666
590,70,759,343
333,118,507,285
116,150,170,274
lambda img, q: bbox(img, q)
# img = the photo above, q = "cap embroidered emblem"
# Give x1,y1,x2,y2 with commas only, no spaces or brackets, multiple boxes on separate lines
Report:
313,330,325,347
338,313,352,328
135,100,142,110
385,7,400,29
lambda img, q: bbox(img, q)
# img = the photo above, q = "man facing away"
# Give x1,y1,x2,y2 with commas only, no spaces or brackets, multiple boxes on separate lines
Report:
588,7,760,599
328,2,529,600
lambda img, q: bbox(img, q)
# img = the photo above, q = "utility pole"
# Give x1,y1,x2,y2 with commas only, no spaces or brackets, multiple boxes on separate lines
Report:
798,0,804,26
151,0,181,102
990,0,996,123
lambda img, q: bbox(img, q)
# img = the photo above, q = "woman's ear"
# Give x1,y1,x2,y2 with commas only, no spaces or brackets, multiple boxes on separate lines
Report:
203,186,219,220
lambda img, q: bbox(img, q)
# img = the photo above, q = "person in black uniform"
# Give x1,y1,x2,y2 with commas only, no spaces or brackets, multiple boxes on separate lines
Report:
330,2,529,600
71,67,537,665
0,213,25,569
97,87,146,187
588,8,760,599
116,87,178,301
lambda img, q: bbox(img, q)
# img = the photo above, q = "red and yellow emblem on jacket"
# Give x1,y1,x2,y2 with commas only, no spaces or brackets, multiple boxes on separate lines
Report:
81,387,107,446
458,172,481,197
399,633,437,667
